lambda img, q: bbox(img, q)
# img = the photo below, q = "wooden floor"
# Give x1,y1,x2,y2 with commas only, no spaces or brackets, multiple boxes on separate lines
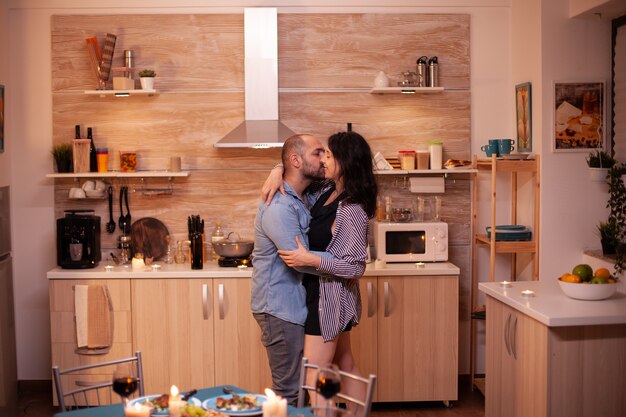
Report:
6,378,484,417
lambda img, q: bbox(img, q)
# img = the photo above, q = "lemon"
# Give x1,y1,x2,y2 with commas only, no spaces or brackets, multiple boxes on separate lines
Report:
560,273,581,283
572,264,593,282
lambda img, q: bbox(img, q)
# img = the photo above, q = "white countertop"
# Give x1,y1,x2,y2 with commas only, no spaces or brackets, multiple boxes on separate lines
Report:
479,280,626,327
47,261,460,279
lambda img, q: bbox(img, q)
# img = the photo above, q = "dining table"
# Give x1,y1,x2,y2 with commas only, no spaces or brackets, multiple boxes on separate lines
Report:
53,385,314,417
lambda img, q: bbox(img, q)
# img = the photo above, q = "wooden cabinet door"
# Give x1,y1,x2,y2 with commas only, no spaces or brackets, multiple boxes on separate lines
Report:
49,279,132,406
350,277,378,400
377,275,458,402
132,279,215,394
485,297,514,417
212,278,271,393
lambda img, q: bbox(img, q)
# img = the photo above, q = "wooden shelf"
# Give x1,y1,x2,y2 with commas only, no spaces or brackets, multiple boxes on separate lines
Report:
83,89,157,97
375,168,476,175
46,171,190,179
369,86,445,94
476,158,538,173
474,234,537,253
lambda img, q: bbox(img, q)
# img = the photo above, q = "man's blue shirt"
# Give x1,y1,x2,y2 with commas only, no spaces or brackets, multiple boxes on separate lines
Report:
251,182,311,325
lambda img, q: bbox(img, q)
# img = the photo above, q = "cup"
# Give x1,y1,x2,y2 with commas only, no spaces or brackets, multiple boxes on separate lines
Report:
498,139,515,155
480,144,498,157
170,156,181,172
69,243,83,261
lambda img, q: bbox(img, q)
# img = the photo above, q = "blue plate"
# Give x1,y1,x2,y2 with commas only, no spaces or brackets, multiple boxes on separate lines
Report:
128,394,201,416
202,394,267,416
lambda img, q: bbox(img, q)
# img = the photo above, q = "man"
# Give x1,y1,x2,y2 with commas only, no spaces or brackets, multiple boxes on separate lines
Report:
251,134,326,405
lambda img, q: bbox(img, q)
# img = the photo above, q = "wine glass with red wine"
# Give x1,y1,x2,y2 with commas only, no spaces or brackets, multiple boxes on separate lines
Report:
316,364,341,412
112,363,138,405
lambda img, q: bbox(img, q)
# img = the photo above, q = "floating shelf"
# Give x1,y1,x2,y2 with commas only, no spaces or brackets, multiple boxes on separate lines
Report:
83,89,157,97
46,171,190,179
374,168,476,175
369,86,445,94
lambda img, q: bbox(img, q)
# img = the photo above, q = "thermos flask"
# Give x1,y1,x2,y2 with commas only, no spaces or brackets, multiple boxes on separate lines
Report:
428,56,439,87
416,56,428,87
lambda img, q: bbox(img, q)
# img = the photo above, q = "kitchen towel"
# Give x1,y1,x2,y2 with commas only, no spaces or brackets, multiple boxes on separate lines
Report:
74,284,113,350
409,176,445,193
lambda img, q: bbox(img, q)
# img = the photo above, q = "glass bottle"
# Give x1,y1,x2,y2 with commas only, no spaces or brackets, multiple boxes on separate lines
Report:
211,221,224,261
174,241,186,264
163,235,174,264
87,127,98,172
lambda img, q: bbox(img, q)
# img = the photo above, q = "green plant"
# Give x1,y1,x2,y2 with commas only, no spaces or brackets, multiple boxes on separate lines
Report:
51,143,73,173
607,163,626,271
586,150,616,168
597,219,618,241
138,69,156,78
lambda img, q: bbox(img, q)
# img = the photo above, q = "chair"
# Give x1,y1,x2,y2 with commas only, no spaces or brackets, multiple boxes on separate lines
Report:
296,357,377,417
52,351,145,411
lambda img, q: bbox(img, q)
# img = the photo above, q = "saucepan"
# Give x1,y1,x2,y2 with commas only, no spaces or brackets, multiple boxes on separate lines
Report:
213,232,254,258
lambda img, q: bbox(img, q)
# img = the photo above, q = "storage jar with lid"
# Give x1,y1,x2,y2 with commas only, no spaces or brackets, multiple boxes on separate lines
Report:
429,141,443,169
119,149,138,172
398,150,416,170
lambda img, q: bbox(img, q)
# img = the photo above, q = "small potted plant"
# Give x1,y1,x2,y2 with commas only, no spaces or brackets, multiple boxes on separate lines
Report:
138,69,156,90
597,219,618,256
51,143,73,173
586,150,616,181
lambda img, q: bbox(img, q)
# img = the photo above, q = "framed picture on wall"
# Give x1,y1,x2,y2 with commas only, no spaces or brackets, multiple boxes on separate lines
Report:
553,81,604,152
515,82,532,152
0,85,4,153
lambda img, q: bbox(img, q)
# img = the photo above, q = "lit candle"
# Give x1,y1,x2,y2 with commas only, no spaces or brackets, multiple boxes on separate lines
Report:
262,389,287,417
169,385,183,417
151,263,161,271
124,403,151,417
500,281,512,287
415,262,425,269
131,255,145,271
104,265,114,272
521,289,535,298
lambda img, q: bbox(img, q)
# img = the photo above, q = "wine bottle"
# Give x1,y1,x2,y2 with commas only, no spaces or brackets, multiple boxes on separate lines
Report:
74,124,81,139
87,127,97,172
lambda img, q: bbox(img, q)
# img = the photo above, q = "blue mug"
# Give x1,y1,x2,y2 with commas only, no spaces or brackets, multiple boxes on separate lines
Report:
498,139,515,155
481,143,499,157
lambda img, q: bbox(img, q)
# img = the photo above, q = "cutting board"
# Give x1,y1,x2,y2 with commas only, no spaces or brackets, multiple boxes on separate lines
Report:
130,217,169,260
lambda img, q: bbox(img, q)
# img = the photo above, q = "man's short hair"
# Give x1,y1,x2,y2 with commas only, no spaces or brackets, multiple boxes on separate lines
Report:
281,134,309,166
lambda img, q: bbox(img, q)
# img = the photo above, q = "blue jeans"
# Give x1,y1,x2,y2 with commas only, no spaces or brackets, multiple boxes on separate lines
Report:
253,313,304,406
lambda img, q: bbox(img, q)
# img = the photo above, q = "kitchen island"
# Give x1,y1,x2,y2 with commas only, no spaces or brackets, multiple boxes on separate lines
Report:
479,280,626,417
48,261,460,406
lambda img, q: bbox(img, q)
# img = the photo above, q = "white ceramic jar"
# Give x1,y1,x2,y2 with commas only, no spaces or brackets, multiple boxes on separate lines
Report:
374,71,390,88
429,141,443,170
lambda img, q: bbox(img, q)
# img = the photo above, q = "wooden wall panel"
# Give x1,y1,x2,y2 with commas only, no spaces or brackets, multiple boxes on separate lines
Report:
279,14,470,89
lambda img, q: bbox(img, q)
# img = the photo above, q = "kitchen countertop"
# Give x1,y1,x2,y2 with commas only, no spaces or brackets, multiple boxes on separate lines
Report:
479,280,626,327
47,260,460,279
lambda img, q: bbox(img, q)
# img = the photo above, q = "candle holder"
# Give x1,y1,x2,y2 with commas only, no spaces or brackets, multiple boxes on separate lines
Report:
499,281,512,287
521,289,535,298
415,262,425,269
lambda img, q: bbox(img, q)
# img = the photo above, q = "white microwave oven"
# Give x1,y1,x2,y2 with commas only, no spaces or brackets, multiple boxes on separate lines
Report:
371,220,448,262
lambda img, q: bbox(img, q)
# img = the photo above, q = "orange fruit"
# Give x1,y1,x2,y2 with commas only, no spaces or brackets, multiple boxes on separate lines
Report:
560,273,581,283
594,268,611,279
572,264,593,282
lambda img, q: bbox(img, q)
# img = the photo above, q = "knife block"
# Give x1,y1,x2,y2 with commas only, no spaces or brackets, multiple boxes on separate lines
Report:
73,139,91,173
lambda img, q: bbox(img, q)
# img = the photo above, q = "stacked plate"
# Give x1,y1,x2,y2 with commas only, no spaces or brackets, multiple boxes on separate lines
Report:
486,225,532,241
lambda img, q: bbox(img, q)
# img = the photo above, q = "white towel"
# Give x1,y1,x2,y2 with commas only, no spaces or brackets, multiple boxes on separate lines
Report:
74,285,88,348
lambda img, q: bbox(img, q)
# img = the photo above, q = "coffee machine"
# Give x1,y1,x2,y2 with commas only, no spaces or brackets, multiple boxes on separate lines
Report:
57,210,101,269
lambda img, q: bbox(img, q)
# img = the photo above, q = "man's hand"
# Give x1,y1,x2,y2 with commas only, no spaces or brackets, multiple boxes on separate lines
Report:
278,236,320,268
261,165,286,204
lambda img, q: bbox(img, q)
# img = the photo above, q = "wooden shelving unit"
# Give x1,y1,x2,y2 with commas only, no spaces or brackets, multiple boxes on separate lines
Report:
369,86,445,94
469,154,540,394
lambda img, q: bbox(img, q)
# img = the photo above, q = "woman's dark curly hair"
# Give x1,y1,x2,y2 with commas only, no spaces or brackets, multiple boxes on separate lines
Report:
328,131,378,218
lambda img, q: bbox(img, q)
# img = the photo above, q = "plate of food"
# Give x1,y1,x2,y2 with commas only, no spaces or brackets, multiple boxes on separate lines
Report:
202,393,266,416
444,159,472,169
128,394,202,416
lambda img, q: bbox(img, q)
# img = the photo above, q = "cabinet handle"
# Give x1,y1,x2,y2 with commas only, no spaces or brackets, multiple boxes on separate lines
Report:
510,315,518,360
504,313,512,356
367,281,374,318
218,283,225,320
202,283,209,320
383,281,390,317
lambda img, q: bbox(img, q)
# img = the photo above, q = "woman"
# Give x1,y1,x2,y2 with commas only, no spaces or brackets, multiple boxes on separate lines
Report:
265,131,377,414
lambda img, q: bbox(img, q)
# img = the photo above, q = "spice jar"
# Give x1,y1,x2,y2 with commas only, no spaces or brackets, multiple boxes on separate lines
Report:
119,149,138,172
398,150,416,170
96,148,109,173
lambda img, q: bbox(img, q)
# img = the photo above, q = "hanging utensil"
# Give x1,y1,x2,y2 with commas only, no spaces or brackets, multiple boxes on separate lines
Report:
123,186,132,234
118,186,126,232
106,186,115,233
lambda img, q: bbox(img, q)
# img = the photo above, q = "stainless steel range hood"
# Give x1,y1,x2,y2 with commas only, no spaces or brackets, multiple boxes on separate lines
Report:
214,8,295,148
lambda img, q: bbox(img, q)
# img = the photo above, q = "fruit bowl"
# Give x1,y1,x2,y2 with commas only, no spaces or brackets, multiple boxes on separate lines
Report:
558,279,620,300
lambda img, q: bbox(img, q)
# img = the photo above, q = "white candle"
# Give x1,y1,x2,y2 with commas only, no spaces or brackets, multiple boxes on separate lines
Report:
415,262,425,269
263,389,287,417
104,264,114,272
521,289,535,298
500,281,512,287
132,256,145,271
169,385,182,417
124,403,151,417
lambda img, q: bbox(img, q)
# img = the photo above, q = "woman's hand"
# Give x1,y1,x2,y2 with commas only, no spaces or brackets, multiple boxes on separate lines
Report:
261,165,286,204
278,236,320,268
